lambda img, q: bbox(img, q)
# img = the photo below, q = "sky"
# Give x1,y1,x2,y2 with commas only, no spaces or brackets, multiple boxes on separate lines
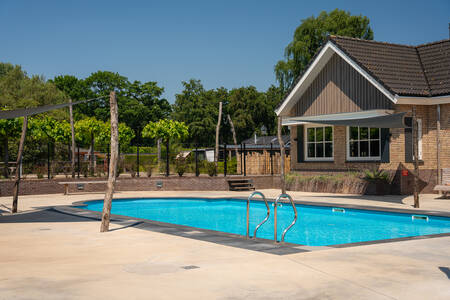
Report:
1,0,449,103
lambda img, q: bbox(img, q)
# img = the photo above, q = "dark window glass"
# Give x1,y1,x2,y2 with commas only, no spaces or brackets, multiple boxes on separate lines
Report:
350,142,358,157
360,127,368,140
307,143,315,157
350,127,358,140
316,143,324,157
325,127,332,141
360,141,369,157
370,141,380,157
325,142,333,157
370,128,379,140
316,127,323,142
307,128,315,142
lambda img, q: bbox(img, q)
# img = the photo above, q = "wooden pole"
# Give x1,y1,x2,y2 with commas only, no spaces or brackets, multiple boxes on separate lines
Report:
69,99,76,178
277,116,286,194
12,116,28,213
227,114,238,159
100,91,119,232
412,106,419,208
215,102,222,171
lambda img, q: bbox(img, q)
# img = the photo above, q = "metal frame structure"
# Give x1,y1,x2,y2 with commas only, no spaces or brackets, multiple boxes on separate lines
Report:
274,193,298,243
246,191,270,239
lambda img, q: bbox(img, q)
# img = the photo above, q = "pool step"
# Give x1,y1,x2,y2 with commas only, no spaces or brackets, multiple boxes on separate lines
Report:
227,179,255,191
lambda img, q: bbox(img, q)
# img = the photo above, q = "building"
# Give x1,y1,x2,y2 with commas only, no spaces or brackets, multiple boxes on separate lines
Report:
275,35,450,194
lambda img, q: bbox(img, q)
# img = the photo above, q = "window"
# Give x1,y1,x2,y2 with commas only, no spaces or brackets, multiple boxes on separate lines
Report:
305,125,333,161
347,126,381,161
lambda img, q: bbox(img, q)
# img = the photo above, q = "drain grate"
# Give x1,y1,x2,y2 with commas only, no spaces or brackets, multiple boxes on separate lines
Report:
39,228,51,231
181,265,199,270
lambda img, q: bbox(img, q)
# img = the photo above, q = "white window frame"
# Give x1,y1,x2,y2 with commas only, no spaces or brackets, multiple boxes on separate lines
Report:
304,124,334,161
346,126,381,161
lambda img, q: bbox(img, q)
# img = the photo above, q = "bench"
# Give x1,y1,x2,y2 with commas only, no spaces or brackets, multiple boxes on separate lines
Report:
227,179,255,191
58,181,109,195
434,168,450,198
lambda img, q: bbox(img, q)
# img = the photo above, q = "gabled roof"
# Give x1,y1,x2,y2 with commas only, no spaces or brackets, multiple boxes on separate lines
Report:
330,36,450,97
276,36,450,116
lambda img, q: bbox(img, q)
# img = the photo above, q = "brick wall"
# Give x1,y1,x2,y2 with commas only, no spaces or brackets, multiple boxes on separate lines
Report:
289,103,450,194
0,176,281,196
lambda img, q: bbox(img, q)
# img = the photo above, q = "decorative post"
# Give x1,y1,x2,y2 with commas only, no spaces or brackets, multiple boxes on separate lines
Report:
243,143,246,177
47,141,51,179
215,102,222,172
69,98,76,178
100,91,119,232
277,116,286,194
136,137,140,178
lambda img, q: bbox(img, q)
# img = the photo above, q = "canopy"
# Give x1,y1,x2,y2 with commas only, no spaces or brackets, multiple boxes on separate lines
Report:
0,97,104,120
282,110,411,128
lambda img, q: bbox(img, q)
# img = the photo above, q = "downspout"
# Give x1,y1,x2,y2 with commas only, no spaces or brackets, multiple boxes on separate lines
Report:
436,104,441,190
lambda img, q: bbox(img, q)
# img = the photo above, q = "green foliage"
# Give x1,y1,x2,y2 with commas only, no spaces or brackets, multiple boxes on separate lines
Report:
28,116,71,144
0,117,22,139
274,9,373,91
142,119,189,142
205,161,216,177
175,158,187,177
74,117,106,147
363,169,390,182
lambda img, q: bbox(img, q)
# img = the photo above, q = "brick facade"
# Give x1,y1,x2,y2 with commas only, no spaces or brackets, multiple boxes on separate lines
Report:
0,176,281,196
289,104,450,194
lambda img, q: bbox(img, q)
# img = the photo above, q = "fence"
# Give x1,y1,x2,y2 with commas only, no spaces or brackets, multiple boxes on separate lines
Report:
0,141,289,179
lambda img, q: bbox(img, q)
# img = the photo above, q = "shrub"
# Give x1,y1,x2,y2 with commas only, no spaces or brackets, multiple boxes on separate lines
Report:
363,169,390,182
175,159,186,177
145,164,153,177
206,161,216,177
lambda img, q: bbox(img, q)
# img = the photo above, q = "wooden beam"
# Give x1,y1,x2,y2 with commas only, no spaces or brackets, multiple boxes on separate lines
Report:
277,116,286,194
100,91,119,232
436,104,441,191
412,106,419,208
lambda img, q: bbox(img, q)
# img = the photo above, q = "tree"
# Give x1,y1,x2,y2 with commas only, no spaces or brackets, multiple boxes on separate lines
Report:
97,122,135,152
142,119,189,143
274,9,373,91
172,79,218,146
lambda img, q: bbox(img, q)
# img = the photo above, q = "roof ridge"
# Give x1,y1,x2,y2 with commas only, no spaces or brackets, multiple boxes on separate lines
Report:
416,38,450,48
329,35,416,48
415,47,432,96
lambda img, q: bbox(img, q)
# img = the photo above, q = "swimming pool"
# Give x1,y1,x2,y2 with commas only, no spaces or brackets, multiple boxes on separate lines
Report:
78,197,450,246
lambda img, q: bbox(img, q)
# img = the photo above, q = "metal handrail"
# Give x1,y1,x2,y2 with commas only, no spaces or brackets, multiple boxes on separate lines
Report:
246,191,270,239
274,193,298,243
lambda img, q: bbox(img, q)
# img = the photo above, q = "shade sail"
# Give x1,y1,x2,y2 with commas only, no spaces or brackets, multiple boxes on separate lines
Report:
282,110,411,128
0,97,103,120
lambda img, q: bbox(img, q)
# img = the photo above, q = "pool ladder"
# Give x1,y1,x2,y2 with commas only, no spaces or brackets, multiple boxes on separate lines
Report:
246,191,270,239
246,192,298,243
274,194,298,243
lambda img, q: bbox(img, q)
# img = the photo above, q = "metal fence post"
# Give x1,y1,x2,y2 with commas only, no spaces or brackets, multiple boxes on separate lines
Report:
47,141,51,179
224,144,227,177
136,143,140,177
195,145,199,176
166,139,169,177
77,145,80,178
240,143,243,175
243,143,246,177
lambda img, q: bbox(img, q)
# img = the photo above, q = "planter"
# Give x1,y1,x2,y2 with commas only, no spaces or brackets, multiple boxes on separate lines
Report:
364,180,391,195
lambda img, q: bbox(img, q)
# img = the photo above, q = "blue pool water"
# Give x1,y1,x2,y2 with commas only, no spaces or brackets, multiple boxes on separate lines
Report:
79,198,450,246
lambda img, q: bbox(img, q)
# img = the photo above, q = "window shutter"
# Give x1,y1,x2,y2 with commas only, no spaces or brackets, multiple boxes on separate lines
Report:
380,128,390,163
404,117,413,163
297,125,304,163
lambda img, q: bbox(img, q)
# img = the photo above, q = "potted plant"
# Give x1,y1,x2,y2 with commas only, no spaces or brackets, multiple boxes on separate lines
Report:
363,169,391,195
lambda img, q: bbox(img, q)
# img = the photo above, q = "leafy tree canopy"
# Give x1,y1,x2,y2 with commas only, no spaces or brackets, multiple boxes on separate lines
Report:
142,119,189,142
274,9,373,91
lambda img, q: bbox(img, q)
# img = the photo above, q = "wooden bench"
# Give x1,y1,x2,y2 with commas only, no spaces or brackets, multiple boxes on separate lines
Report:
227,179,255,191
58,181,109,195
434,168,450,197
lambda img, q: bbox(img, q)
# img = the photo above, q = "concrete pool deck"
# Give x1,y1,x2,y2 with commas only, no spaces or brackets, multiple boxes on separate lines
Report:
0,190,449,299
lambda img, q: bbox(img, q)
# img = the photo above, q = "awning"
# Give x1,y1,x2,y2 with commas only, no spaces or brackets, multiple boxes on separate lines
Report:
282,110,411,128
0,97,105,120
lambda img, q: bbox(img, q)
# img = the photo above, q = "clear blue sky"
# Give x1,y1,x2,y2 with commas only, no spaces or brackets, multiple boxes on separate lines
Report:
1,0,449,102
